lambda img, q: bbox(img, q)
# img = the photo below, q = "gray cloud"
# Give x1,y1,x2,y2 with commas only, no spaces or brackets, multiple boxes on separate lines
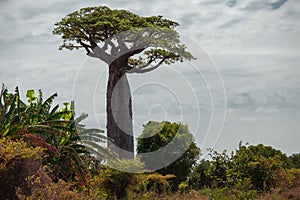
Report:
217,19,242,29
240,0,288,11
228,92,256,110
270,0,288,9
226,0,237,7
179,13,199,29
198,0,222,6
227,91,297,111
0,0,299,155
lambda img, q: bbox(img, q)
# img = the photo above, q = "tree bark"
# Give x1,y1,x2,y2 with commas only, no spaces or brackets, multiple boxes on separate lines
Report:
107,58,134,159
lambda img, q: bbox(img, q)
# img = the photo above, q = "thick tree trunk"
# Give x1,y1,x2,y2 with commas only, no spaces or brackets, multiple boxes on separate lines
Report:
107,58,134,159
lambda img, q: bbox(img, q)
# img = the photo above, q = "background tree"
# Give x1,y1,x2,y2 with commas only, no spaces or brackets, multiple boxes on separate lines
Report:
188,160,212,190
137,121,200,190
53,6,193,159
289,153,300,169
230,142,290,191
188,142,291,193
207,149,231,188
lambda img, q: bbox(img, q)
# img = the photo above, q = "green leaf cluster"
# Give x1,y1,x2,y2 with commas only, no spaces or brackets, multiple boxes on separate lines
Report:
0,85,110,184
53,6,179,48
137,121,200,190
53,6,194,70
189,142,291,193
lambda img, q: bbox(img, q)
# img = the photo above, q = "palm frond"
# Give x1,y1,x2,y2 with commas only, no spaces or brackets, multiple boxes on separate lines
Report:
42,93,58,114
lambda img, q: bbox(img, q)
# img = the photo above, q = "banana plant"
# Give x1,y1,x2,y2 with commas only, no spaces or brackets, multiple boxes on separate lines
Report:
0,85,112,183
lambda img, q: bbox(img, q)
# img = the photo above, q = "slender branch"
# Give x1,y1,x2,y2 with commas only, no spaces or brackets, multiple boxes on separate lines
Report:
138,56,155,69
79,40,92,54
88,35,97,48
107,39,118,56
127,57,168,74
101,39,110,51
78,36,113,63
128,56,155,70
72,21,91,38
87,52,99,59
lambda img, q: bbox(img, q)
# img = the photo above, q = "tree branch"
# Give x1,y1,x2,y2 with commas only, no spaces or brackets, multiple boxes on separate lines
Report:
138,56,155,69
91,45,114,64
128,56,155,70
116,35,129,53
79,40,92,54
108,39,118,56
127,56,168,74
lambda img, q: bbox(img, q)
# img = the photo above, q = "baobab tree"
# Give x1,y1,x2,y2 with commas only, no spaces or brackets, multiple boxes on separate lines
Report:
53,6,193,159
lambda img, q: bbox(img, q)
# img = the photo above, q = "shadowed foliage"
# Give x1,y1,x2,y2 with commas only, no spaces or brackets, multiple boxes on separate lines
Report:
137,121,200,190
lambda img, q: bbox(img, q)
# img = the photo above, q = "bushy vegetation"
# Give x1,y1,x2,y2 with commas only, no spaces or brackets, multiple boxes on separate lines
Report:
290,153,300,169
0,85,299,199
137,121,200,190
188,142,300,199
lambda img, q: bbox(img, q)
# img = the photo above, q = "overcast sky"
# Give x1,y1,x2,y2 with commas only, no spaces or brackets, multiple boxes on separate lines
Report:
0,0,299,157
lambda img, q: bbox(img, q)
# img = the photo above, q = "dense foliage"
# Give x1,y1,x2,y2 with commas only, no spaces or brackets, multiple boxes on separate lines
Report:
0,85,299,199
53,6,193,66
290,153,300,169
189,142,292,193
0,85,109,184
137,121,200,190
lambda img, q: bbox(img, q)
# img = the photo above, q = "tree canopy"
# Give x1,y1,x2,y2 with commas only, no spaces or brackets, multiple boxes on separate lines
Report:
137,121,200,190
53,6,193,72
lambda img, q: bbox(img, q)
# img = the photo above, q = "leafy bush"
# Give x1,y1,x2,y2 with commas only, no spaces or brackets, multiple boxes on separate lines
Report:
189,142,291,194
290,153,300,169
0,85,110,184
188,160,212,189
144,173,175,194
288,168,300,187
0,138,44,199
137,121,200,190
0,138,83,200
17,173,83,200
85,158,145,199
231,142,290,191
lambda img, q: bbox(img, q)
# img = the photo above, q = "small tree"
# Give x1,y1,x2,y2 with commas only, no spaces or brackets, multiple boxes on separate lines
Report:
53,6,193,159
231,143,290,191
137,121,200,190
188,160,212,189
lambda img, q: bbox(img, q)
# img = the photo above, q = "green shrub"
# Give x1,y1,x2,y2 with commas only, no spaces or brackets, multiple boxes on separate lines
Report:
17,173,83,200
145,173,175,194
0,139,85,200
0,138,44,200
137,121,200,190
190,142,290,193
289,153,300,169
